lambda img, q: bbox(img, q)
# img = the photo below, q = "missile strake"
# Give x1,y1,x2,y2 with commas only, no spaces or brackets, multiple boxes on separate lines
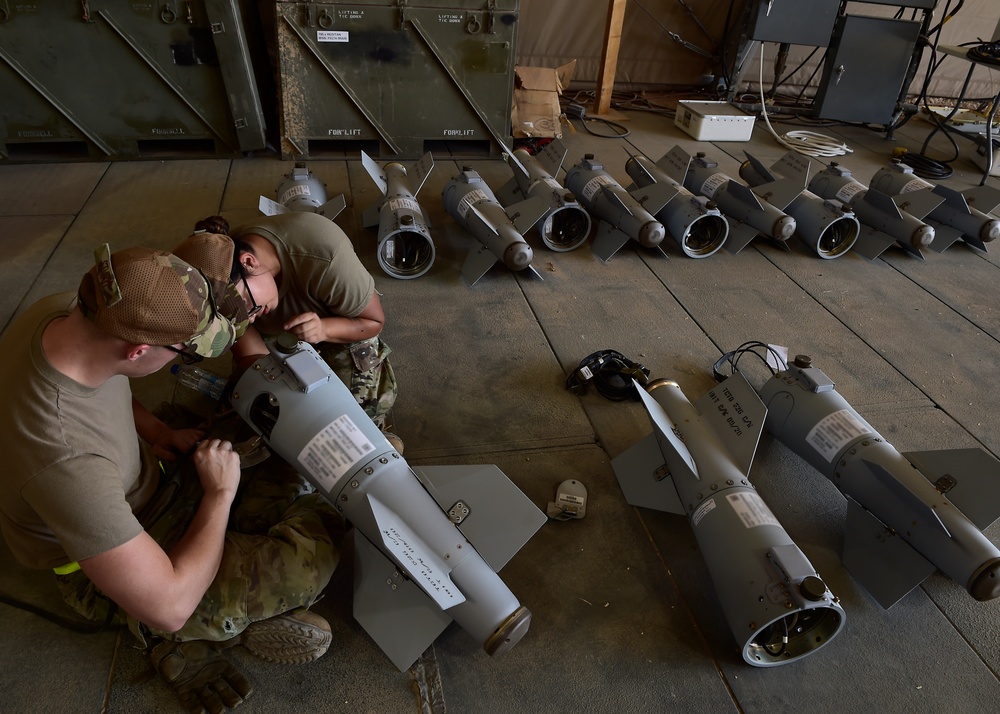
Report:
670,145,799,254
624,152,730,259
360,151,437,279
231,337,546,670
494,139,593,252
613,372,845,666
442,167,549,286
564,153,669,262
739,151,860,259
869,160,1000,253
758,354,1000,608
259,162,346,220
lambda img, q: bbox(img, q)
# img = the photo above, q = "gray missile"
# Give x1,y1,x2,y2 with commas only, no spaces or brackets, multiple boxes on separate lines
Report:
442,167,549,286
230,337,546,670
360,151,437,279
613,373,845,666
798,157,945,260
869,160,1000,253
758,354,1000,608
564,153,669,262
259,162,347,220
670,146,799,254
739,152,860,260
494,139,593,252
624,152,730,259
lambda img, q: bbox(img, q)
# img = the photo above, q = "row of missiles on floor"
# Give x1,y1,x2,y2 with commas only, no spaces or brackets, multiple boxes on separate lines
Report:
228,335,1000,671
259,141,1000,283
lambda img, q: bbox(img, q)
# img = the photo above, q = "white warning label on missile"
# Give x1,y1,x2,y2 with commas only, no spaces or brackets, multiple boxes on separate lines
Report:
699,172,729,199
692,498,716,527
279,183,311,205
317,31,349,43
806,409,874,463
387,197,420,214
457,188,490,219
581,174,616,202
298,415,376,491
899,177,934,193
726,492,780,528
834,181,866,204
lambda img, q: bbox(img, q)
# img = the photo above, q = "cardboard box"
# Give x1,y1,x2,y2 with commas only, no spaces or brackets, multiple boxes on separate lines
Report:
674,100,756,142
511,60,576,139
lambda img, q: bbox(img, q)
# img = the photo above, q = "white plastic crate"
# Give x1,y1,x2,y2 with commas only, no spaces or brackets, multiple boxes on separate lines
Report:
675,101,756,142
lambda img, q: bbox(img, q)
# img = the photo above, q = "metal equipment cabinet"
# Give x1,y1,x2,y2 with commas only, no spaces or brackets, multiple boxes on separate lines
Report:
274,0,519,160
0,1,265,162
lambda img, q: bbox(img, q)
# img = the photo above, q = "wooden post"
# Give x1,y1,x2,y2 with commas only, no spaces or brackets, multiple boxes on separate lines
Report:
594,0,627,116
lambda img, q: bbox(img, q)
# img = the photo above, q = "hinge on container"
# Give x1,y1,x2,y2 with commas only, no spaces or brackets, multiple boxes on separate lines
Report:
487,0,496,33
210,21,225,34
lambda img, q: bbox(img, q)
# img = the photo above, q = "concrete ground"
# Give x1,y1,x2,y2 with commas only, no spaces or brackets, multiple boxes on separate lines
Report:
2,104,1000,713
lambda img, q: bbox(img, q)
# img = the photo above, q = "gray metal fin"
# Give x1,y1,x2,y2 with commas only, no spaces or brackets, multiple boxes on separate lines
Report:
536,138,568,177
591,221,631,262
611,433,686,515
862,459,950,537
634,381,699,482
772,151,812,182
931,183,971,213
506,196,550,234
891,186,945,221
961,184,1000,214
494,177,522,206
657,145,691,184
362,198,381,229
693,372,766,477
360,150,388,195
903,448,1000,531
411,464,547,572
316,194,346,220
851,225,898,260
753,177,803,212
928,222,963,253
724,180,765,211
743,151,778,184
631,181,677,218
841,498,936,609
353,533,452,671
723,221,760,254
410,152,434,196
462,244,500,285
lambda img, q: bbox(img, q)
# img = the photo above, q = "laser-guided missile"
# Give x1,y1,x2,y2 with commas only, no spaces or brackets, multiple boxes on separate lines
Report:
231,337,546,670
624,152,730,258
359,151,437,280
758,354,1000,608
442,167,549,286
259,162,346,219
791,156,945,260
869,160,1000,253
494,139,592,252
564,153,669,262
613,373,846,666
669,146,799,254
739,152,860,260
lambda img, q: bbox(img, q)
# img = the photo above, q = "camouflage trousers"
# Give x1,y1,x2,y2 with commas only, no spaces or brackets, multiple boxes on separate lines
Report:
318,335,397,428
55,456,341,646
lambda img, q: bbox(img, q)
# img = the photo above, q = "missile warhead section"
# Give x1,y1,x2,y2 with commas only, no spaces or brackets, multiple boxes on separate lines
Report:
564,153,669,262
758,354,1000,608
807,161,944,260
230,336,547,670
869,160,1000,253
360,151,436,280
495,139,593,252
613,372,845,666
739,152,860,259
442,167,549,286
624,152,729,259
669,145,797,254
259,162,347,220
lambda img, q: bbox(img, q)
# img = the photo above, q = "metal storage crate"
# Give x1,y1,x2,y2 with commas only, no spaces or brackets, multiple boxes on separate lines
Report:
0,1,265,162
275,0,519,160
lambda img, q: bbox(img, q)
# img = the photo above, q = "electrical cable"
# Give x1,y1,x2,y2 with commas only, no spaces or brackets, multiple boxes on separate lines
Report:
897,150,954,179
712,341,787,383
566,350,650,401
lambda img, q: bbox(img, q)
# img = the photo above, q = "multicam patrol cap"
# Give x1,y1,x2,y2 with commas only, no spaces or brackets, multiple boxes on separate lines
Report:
78,244,236,358
172,231,250,339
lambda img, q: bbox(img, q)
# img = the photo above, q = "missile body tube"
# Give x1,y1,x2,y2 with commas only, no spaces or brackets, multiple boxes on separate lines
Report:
510,148,591,252
738,161,859,259
564,156,666,249
684,157,796,241
231,339,530,654
869,165,1000,247
759,361,1000,601
625,155,729,258
443,171,533,271
645,380,845,666
374,162,435,279
809,165,934,250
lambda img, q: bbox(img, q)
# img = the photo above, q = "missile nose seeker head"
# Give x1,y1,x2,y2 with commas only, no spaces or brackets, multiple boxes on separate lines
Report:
503,240,534,271
911,224,935,249
982,219,1000,244
638,221,666,248
773,215,796,241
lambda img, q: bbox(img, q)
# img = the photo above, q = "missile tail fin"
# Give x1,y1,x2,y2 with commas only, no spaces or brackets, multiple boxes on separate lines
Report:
892,186,946,221
842,498,936,609
753,177,803,211
507,196,550,234
411,152,435,196
932,184,972,213
316,194,347,220
743,151,778,184
462,244,500,285
928,223,963,253
259,195,289,216
725,180,765,211
611,433,686,515
495,177,522,206
591,222,631,262
657,146,692,184
773,151,812,182
360,150,388,195
961,184,1000,214
851,226,897,260
631,182,677,218
536,138,568,176
412,464,547,571
903,448,1000,530
693,372,766,476
634,382,699,482
724,222,760,254
353,533,453,671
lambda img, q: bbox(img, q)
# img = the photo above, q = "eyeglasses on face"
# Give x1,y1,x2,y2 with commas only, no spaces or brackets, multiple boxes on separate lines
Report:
242,275,263,318
163,344,204,365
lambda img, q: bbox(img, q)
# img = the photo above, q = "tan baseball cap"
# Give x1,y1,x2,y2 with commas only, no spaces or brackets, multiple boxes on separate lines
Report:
172,231,250,339
78,244,236,358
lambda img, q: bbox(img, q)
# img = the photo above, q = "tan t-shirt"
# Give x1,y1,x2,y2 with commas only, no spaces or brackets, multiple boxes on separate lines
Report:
233,212,375,339
0,293,159,569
